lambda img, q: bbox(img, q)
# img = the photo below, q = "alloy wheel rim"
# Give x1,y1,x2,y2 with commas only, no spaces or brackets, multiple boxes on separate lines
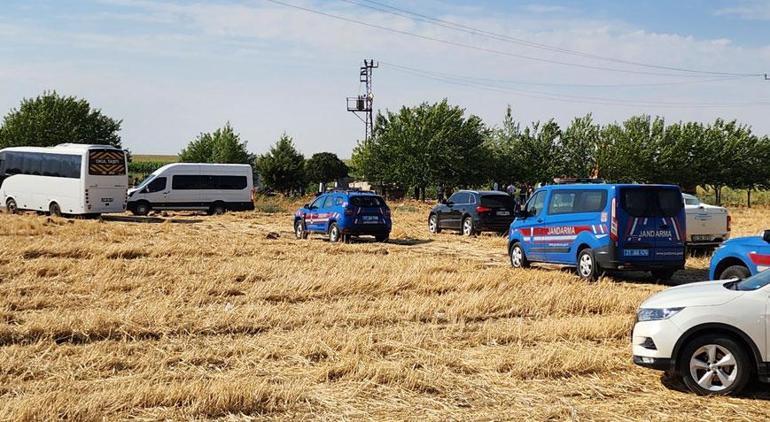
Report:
689,344,737,392
296,223,303,238
511,247,522,267
331,226,338,241
463,219,472,235
429,216,437,232
579,254,592,277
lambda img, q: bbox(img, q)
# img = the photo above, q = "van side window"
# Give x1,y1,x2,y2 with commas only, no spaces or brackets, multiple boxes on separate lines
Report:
525,191,546,216
217,176,247,190
172,175,200,190
548,190,607,215
147,177,166,193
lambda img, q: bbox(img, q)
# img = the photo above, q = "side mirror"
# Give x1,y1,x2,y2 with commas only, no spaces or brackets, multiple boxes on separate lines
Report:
763,230,770,243
515,209,529,219
446,201,454,206
141,187,149,194
303,203,310,209
439,198,447,204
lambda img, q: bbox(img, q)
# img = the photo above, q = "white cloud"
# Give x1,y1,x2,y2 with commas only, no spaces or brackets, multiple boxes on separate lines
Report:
714,0,770,20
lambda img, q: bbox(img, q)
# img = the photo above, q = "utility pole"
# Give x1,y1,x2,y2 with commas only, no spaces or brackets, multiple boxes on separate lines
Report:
347,59,378,141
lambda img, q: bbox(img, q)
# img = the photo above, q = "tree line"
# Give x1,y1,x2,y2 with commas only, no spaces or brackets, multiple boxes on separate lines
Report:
2,92,769,205
352,100,770,205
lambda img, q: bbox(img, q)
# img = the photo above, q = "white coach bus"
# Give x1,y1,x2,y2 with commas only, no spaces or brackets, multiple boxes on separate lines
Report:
0,144,128,216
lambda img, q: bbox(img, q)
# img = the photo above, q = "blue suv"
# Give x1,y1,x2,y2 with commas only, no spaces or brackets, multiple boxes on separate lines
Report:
508,183,686,281
709,230,770,280
294,190,392,242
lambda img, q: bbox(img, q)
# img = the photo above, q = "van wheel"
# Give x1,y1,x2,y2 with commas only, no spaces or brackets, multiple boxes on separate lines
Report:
509,243,529,268
49,202,62,217
651,269,676,281
209,202,226,215
328,223,341,243
6,198,18,214
294,220,308,239
720,265,750,280
680,335,750,396
577,248,598,281
133,201,151,216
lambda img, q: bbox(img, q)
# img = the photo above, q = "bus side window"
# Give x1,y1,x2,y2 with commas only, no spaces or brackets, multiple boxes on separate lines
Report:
0,152,5,174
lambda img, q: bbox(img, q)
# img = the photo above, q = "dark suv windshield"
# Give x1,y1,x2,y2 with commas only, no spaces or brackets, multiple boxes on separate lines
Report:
349,195,386,208
480,195,514,208
620,187,683,217
733,270,770,291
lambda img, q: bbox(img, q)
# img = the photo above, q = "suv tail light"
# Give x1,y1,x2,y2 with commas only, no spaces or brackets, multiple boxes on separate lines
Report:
727,214,732,232
476,206,492,213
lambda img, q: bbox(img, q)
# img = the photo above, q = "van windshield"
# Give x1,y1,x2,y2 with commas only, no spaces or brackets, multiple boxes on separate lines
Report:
135,174,156,190
480,195,514,208
620,187,683,217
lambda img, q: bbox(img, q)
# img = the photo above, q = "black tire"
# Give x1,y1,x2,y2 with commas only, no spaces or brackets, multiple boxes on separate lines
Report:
679,335,751,396
209,202,226,216
132,201,151,216
720,265,750,280
428,214,441,234
294,219,308,239
509,243,529,268
328,223,341,243
49,202,62,217
375,234,389,243
6,198,18,215
461,216,476,236
576,248,598,281
652,269,677,281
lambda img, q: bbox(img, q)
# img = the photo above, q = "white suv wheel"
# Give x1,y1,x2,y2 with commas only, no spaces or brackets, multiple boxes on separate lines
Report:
689,344,738,392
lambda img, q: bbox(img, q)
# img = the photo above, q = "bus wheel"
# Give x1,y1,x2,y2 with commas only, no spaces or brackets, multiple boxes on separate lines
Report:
49,202,62,217
6,198,18,214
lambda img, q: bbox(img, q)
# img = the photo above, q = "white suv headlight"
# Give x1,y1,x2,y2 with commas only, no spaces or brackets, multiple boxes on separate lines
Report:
637,307,684,322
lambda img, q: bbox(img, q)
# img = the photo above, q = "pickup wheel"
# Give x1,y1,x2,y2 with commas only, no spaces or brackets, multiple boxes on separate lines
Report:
720,265,750,280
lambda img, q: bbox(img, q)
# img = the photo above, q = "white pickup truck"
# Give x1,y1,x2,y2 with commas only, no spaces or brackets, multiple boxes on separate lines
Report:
682,193,730,248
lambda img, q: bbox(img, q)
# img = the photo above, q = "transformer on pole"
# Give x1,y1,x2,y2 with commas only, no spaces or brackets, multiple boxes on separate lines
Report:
346,59,378,141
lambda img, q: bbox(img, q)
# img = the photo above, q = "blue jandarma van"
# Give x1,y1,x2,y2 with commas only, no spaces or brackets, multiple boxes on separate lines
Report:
508,182,686,280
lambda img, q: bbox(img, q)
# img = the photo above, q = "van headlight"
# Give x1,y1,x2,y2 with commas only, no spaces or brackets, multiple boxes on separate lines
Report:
637,307,684,322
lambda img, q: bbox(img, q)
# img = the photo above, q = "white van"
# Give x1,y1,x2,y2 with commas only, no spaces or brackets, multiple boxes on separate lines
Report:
127,163,254,215
1,144,128,216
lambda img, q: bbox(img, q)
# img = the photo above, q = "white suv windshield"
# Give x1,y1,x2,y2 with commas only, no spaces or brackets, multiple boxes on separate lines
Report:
734,270,770,291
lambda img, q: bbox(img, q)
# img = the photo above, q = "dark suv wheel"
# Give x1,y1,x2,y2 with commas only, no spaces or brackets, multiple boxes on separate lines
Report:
428,214,441,234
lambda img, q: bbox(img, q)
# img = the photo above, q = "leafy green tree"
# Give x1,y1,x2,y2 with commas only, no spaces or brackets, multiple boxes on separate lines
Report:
305,152,348,185
255,133,306,194
485,106,524,188
352,99,488,200
560,114,599,179
0,91,122,148
179,122,253,164
517,119,562,185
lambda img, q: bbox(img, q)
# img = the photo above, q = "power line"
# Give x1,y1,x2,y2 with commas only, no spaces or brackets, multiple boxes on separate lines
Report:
342,0,764,78
263,0,745,78
381,61,747,89
381,62,770,108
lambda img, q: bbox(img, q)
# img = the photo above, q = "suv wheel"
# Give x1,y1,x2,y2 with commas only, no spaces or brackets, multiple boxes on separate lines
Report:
577,248,598,281
375,234,388,243
509,243,529,268
462,216,476,236
328,223,341,243
720,265,750,280
680,335,751,396
652,269,676,281
294,220,308,239
428,214,441,234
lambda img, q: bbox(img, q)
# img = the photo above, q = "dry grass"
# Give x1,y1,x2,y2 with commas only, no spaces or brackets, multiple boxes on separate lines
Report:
1,203,770,420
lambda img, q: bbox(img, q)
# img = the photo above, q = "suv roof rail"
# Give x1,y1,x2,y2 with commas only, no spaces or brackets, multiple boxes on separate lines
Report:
322,187,377,194
553,177,606,185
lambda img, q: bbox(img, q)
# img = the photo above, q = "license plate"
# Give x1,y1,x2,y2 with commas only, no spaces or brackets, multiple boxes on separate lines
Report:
692,235,712,241
101,198,113,203
497,210,510,216
623,249,649,257
362,215,379,224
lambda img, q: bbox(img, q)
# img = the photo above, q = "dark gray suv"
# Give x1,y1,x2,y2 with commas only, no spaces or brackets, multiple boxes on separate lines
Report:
428,190,515,236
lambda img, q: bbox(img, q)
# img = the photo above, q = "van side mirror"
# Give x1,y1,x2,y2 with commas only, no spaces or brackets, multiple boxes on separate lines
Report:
763,230,770,243
515,209,529,219
141,187,149,194
303,203,310,209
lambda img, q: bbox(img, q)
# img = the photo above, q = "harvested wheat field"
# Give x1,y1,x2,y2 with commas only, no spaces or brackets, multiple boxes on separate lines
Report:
1,202,769,420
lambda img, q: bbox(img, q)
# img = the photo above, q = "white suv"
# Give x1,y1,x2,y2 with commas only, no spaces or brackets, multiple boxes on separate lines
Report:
632,271,770,395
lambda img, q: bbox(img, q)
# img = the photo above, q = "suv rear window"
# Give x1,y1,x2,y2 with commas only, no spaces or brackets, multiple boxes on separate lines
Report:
349,195,386,207
480,195,514,208
620,187,683,217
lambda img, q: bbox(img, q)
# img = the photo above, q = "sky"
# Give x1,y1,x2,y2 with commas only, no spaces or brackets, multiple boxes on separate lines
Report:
2,0,770,157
